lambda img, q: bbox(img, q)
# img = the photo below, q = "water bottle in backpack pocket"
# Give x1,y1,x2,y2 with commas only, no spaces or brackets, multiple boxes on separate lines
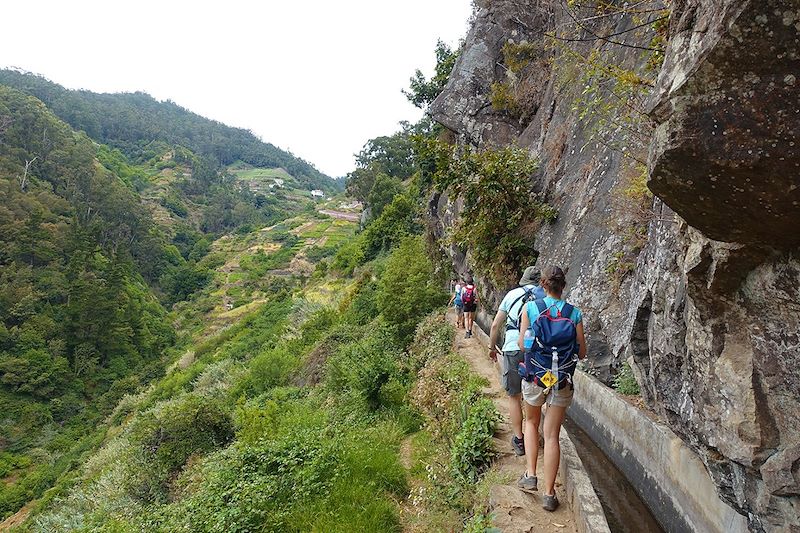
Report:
517,299,579,390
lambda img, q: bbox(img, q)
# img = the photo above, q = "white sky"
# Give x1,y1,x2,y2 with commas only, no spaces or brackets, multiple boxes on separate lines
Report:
0,0,473,178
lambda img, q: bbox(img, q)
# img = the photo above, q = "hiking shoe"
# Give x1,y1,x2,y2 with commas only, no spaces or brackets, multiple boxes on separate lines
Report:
511,435,525,456
465,331,472,339
517,472,538,492
542,493,559,512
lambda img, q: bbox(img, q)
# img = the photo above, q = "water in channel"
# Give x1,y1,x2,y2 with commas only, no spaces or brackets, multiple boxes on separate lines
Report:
563,417,664,533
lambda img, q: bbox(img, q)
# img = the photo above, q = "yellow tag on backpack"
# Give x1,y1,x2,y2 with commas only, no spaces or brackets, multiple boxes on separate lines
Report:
540,371,558,389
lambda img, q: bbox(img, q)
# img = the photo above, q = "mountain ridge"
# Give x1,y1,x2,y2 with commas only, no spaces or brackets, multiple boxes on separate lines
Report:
0,69,341,192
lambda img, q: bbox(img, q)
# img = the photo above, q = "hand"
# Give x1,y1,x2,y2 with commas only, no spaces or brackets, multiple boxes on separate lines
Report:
489,348,498,362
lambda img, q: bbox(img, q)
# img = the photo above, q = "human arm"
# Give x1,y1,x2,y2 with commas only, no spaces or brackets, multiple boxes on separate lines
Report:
489,310,507,361
576,321,587,360
517,305,531,351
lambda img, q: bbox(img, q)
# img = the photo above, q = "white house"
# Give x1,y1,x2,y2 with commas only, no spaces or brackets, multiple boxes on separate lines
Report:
311,189,324,198
273,179,285,187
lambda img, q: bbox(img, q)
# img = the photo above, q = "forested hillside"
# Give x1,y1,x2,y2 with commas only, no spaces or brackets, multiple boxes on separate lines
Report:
0,85,179,518
0,69,339,192
0,79,339,522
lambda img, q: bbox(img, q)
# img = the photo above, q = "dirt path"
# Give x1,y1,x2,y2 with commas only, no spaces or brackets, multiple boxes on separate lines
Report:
449,311,578,533
319,209,361,222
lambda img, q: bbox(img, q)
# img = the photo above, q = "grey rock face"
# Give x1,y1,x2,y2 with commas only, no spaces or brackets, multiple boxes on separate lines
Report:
429,0,552,147
648,0,800,246
427,0,800,530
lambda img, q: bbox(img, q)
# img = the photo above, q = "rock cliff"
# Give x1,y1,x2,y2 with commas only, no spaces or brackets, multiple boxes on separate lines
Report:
426,1,800,530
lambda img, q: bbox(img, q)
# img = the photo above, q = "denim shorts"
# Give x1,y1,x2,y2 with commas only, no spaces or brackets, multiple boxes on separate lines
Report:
501,350,524,396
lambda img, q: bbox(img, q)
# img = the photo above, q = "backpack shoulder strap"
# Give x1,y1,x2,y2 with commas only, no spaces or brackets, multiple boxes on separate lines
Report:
560,303,575,320
534,299,547,314
506,288,532,327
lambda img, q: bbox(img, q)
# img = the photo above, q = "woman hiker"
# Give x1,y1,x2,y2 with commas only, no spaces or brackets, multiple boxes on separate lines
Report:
448,277,465,329
516,266,586,511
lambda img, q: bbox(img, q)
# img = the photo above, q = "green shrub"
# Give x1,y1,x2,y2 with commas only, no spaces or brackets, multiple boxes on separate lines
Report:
406,311,454,372
361,193,420,261
235,397,280,445
240,342,301,396
613,362,641,396
418,142,556,286
0,452,31,477
342,274,380,326
331,235,367,276
411,353,472,441
451,397,501,484
325,327,402,411
126,394,234,503
155,404,405,532
377,236,447,346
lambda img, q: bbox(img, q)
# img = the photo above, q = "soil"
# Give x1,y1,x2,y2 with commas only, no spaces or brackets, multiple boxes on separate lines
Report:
449,310,579,533
0,502,32,531
319,209,361,222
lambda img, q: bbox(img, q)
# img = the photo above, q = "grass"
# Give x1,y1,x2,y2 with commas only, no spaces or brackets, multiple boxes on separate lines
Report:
230,166,294,182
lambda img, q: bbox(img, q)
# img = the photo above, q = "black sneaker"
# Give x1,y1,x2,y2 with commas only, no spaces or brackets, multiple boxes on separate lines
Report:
465,331,472,339
542,493,559,511
511,435,525,456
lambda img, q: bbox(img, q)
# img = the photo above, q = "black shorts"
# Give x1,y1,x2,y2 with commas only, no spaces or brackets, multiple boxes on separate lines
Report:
463,302,477,313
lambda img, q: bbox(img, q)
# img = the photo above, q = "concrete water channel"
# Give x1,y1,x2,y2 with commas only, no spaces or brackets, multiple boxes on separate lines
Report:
473,314,747,532
563,417,663,533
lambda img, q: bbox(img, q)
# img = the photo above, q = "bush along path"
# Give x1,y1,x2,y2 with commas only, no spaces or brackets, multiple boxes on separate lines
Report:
449,310,578,533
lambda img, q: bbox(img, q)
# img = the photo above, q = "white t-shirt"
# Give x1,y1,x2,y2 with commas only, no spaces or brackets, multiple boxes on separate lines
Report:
498,284,544,352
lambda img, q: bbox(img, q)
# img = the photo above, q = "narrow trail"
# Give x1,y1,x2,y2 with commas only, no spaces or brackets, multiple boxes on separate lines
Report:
449,310,578,533
319,209,361,222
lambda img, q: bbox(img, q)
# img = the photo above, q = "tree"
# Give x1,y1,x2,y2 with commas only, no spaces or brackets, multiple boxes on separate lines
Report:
403,40,460,110
355,133,415,179
377,236,447,345
367,173,403,219
346,130,415,205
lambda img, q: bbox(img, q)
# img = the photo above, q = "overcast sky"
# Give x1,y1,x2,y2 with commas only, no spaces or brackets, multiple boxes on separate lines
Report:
0,0,473,178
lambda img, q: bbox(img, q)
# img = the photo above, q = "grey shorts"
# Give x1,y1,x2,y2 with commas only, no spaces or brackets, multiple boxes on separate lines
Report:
522,380,574,408
501,350,524,396
455,303,464,315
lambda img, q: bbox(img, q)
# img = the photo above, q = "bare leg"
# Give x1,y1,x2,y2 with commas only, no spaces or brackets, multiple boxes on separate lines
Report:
523,402,542,477
542,404,568,495
510,393,523,439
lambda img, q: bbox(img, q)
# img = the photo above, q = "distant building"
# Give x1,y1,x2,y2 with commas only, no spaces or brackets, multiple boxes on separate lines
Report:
273,179,285,187
311,189,324,198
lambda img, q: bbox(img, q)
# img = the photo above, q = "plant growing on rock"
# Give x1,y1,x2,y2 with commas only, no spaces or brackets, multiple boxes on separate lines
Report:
613,361,640,396
419,142,557,286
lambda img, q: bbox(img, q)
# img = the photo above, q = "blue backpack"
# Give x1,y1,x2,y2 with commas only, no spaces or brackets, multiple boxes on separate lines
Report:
518,299,579,390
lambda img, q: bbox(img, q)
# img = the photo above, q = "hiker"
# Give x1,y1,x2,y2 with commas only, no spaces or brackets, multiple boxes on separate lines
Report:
488,266,545,457
516,266,586,512
448,277,465,328
461,275,478,338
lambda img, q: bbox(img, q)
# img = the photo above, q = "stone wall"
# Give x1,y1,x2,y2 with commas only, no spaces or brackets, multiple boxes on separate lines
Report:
426,0,800,530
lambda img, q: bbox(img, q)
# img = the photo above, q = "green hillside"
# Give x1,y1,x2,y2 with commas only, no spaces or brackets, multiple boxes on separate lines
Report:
0,69,341,192
0,42,506,531
0,83,336,523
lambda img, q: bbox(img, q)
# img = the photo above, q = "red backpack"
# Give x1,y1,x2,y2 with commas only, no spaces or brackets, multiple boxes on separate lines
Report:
462,284,476,305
